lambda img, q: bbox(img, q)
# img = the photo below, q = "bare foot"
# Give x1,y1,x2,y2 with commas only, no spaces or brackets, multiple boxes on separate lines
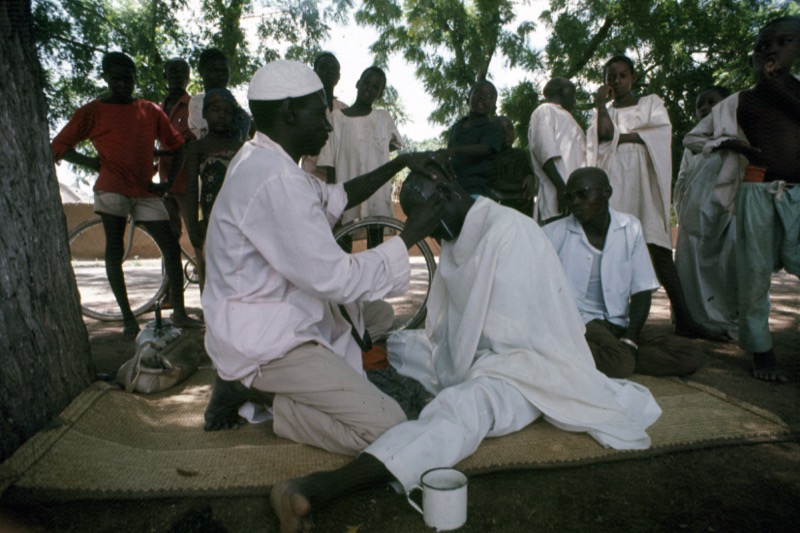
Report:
204,374,248,431
270,479,314,533
171,313,205,329
752,350,788,383
123,318,140,337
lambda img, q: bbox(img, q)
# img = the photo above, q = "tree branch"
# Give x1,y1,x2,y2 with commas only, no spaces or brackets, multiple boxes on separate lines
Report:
566,15,615,79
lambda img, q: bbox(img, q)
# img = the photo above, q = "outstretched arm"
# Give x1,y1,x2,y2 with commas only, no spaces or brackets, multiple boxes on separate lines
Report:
343,152,451,209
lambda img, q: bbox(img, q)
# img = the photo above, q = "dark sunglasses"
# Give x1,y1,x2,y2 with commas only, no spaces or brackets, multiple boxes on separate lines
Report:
562,186,604,202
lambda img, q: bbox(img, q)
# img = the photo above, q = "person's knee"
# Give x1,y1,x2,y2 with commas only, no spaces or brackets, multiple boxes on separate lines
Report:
357,397,406,444
590,345,636,378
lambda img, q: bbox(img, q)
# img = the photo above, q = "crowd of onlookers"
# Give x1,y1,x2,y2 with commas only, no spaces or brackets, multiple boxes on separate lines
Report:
49,15,800,530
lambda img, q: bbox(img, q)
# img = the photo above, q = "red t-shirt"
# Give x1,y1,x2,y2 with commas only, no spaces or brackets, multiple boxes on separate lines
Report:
51,99,184,198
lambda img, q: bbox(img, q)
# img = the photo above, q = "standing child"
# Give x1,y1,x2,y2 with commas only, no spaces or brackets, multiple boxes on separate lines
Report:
588,55,715,340
185,89,244,290
188,48,251,142
684,16,800,382
301,52,349,181
438,80,506,198
675,86,737,339
317,66,402,248
51,52,203,335
528,77,586,223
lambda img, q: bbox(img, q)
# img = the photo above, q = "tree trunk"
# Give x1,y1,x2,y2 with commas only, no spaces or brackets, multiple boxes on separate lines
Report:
0,0,94,462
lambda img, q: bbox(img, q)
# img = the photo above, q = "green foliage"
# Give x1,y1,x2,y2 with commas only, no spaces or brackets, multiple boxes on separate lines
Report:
498,80,538,149
540,0,798,178
34,0,352,127
356,0,541,127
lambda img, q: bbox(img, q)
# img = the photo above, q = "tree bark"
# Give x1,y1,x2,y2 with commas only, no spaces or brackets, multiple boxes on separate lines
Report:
0,0,94,462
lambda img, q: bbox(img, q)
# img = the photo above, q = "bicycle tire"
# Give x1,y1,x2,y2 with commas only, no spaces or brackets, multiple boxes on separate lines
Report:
333,216,436,333
68,218,168,321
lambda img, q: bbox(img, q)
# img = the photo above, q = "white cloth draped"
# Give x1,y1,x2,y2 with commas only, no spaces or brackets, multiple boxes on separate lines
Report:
385,199,661,453
676,93,746,337
587,94,673,249
528,103,586,222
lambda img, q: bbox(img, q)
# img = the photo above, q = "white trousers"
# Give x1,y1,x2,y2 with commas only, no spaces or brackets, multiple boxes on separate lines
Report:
365,376,541,492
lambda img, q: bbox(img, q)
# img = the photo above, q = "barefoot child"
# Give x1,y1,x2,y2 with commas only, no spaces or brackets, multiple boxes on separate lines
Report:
588,55,717,340
675,86,737,339
51,52,203,335
684,16,800,382
317,66,402,248
185,88,244,290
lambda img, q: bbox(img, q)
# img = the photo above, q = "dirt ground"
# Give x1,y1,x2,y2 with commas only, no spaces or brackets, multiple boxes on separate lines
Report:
1,274,799,533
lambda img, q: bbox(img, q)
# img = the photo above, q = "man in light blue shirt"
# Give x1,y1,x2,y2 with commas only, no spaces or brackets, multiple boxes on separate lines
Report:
544,167,703,378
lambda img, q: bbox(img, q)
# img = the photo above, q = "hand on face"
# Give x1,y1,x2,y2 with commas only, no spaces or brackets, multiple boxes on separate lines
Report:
753,22,800,80
604,61,634,100
595,85,613,106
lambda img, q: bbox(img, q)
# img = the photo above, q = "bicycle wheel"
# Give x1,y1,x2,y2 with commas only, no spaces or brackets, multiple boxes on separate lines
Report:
68,218,168,321
182,250,200,285
334,216,437,333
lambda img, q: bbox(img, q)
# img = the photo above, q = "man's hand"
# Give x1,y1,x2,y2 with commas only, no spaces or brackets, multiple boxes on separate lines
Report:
403,151,456,181
713,139,762,160
522,173,536,200
595,85,613,107
400,193,446,248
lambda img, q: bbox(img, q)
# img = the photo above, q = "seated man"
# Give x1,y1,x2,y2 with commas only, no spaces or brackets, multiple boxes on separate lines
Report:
543,167,703,378
271,171,662,532
201,60,448,456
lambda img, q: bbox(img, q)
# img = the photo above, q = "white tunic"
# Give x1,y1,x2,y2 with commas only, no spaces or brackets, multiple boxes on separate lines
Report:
317,108,402,224
300,98,348,180
375,200,660,484
202,132,410,386
587,94,673,249
527,102,586,222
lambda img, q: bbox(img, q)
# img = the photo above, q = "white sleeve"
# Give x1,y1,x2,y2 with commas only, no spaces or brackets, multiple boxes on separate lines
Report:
239,171,410,303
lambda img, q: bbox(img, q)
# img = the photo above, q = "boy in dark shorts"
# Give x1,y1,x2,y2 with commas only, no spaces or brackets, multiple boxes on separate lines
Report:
51,52,203,335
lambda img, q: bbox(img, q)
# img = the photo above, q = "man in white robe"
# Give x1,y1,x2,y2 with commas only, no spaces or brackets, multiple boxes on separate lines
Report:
528,77,586,223
202,60,448,455
270,171,661,532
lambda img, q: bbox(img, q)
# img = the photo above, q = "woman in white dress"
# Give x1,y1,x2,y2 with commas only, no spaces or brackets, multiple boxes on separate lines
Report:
588,56,719,339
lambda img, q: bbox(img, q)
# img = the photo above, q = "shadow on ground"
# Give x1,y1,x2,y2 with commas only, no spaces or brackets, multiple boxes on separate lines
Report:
1,274,798,532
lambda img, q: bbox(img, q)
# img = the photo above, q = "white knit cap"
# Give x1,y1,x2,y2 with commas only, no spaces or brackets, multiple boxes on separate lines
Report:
247,60,323,101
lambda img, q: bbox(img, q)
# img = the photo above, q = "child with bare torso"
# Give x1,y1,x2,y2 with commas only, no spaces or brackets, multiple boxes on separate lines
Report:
185,89,244,290
703,16,800,381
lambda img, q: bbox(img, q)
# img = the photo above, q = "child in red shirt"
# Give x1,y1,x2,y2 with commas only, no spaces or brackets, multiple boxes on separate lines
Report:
52,52,203,335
